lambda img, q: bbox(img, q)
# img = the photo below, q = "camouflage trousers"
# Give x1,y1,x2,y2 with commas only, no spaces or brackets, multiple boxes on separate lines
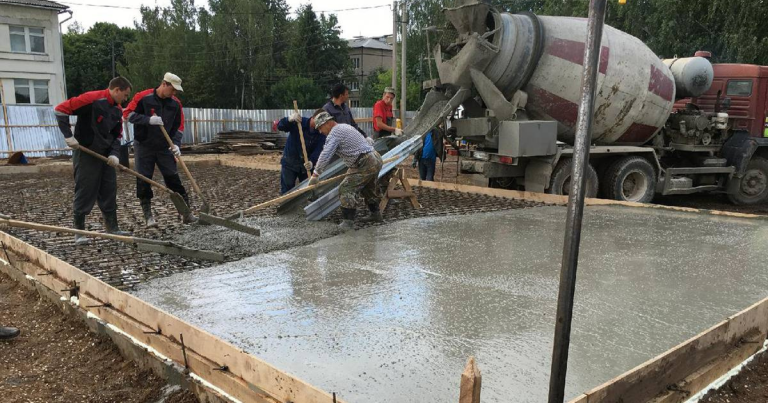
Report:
339,151,383,209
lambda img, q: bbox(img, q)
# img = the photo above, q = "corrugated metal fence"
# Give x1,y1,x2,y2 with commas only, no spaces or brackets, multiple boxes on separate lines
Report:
0,105,415,157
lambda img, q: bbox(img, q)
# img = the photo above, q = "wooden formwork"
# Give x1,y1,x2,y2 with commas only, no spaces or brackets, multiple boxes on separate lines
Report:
3,155,768,402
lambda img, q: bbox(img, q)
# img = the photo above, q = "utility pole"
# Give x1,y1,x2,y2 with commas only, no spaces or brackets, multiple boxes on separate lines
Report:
392,0,398,118
400,0,408,119
547,0,608,402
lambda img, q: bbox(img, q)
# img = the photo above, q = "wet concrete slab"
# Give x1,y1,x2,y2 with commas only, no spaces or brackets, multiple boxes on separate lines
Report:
133,205,768,402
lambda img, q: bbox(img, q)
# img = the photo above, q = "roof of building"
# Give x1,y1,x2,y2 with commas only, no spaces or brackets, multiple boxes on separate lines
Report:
0,0,68,10
347,37,392,51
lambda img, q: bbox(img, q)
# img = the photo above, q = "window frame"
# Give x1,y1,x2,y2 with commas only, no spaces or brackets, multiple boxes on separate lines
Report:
9,26,46,54
351,57,360,69
14,79,50,105
726,79,753,97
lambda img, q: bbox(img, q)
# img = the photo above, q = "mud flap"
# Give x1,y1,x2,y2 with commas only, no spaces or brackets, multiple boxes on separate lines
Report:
722,131,758,194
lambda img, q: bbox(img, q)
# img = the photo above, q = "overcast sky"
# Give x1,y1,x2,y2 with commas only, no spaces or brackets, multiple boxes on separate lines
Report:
58,0,395,39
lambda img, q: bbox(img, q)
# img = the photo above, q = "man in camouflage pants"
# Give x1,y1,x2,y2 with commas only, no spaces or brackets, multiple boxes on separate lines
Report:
310,111,383,230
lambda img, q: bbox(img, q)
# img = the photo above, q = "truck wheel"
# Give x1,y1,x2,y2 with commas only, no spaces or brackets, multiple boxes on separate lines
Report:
603,156,656,203
547,158,599,197
728,157,768,205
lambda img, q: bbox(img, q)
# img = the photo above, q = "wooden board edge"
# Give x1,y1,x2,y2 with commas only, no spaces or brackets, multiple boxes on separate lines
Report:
218,159,282,172
569,296,768,403
0,231,346,403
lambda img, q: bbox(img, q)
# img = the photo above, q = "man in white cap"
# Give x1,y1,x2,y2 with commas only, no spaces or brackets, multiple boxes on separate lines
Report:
125,72,196,226
309,111,384,230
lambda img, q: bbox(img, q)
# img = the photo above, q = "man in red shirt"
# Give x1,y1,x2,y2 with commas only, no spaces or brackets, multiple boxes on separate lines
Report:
54,77,133,244
372,87,402,139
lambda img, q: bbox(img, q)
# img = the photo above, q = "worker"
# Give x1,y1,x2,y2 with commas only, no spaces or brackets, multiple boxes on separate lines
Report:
412,124,445,181
309,112,383,229
323,84,366,137
274,108,326,194
372,87,402,139
55,76,133,244
125,73,196,227
0,326,20,341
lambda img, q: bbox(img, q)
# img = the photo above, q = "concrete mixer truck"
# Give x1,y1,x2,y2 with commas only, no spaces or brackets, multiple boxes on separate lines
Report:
428,0,768,204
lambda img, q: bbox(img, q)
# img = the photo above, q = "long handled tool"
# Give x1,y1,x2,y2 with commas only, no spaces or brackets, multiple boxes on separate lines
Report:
293,100,312,178
159,126,211,214
78,146,193,218
0,214,224,261
227,156,399,219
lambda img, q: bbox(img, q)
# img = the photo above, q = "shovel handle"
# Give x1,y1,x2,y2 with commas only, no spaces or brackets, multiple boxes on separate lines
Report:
0,217,135,244
158,126,206,201
293,100,312,178
78,146,172,194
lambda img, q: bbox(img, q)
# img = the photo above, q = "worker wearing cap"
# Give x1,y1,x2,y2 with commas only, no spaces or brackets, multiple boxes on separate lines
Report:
126,73,196,226
54,76,133,244
274,108,326,194
323,83,367,137
309,111,384,230
372,87,402,139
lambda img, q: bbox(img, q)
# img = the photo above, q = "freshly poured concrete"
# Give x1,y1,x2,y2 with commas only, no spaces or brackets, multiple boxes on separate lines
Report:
134,205,768,402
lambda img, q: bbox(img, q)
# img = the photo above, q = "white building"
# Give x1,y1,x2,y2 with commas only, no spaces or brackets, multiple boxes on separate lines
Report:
0,0,70,106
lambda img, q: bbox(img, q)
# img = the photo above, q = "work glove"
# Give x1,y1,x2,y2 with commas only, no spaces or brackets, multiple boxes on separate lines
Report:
394,128,403,136
64,137,79,149
289,112,301,123
304,161,313,171
366,137,374,146
149,115,164,126
308,174,320,187
170,144,181,157
107,155,120,167
412,159,418,168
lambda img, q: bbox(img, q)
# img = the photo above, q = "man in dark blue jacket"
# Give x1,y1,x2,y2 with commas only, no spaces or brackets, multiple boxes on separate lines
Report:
275,109,326,194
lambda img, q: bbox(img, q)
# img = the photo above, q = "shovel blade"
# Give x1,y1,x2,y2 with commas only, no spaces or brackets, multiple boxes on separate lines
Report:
199,213,261,237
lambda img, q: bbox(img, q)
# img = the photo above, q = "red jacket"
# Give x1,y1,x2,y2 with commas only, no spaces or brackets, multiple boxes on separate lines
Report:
54,89,123,156
124,88,185,133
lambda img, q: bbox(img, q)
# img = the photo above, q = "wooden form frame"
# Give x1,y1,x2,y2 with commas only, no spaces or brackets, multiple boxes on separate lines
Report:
4,156,768,402
0,231,345,403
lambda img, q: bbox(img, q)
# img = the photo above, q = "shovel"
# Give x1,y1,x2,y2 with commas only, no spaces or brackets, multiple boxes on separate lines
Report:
77,146,192,217
158,126,211,214
0,214,224,261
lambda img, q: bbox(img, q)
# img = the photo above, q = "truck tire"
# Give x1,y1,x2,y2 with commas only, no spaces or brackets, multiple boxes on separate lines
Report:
728,157,768,205
602,156,656,203
547,158,599,197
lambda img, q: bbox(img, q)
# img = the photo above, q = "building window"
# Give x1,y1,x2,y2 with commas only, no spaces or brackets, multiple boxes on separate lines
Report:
350,100,360,107
10,26,46,54
14,79,49,104
352,57,360,69
349,81,359,92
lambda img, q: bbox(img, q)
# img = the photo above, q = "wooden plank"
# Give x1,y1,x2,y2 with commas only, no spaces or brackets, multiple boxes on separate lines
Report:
0,231,346,403
569,297,768,403
459,356,481,403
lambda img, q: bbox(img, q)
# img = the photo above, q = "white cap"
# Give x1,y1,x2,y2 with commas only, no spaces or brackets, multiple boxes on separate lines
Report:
163,72,183,92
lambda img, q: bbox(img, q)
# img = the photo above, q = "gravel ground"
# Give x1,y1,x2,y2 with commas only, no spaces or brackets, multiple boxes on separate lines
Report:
0,271,199,403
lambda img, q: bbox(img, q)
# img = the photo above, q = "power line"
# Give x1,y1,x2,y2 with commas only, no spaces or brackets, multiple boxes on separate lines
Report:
61,1,390,14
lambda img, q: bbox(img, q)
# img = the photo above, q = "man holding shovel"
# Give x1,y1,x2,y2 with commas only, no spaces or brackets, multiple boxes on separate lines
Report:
309,111,384,230
54,76,133,245
125,73,197,227
274,108,326,194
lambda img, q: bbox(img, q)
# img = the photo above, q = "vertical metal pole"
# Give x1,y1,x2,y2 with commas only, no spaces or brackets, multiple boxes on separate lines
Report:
400,0,408,120
392,1,398,117
0,82,12,153
547,0,607,402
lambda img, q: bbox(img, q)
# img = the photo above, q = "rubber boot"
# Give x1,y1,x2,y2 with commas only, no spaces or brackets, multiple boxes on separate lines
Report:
358,203,383,224
102,211,130,236
141,201,157,228
181,194,198,224
0,326,20,341
339,208,356,231
73,213,90,245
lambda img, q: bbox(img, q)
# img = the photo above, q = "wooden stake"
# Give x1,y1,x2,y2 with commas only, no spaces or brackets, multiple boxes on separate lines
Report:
459,356,481,403
292,100,312,178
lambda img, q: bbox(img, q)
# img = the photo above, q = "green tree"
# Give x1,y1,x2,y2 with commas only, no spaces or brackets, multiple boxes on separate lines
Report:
63,22,136,95
270,76,327,108
360,68,420,109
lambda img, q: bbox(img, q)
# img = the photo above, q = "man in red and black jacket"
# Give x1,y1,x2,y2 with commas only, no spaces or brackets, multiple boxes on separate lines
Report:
54,76,133,245
124,72,196,226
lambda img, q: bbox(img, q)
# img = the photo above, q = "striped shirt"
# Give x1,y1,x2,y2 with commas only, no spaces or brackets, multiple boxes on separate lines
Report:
315,123,374,174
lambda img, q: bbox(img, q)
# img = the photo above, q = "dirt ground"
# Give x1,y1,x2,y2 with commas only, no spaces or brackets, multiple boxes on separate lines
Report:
701,349,768,402
0,271,199,403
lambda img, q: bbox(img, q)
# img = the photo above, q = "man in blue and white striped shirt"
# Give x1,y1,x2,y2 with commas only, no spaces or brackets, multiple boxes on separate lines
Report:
310,111,384,230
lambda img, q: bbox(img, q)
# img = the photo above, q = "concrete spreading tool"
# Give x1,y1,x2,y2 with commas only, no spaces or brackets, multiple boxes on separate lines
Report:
0,214,225,261
158,126,211,214
293,100,312,178
77,146,193,218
